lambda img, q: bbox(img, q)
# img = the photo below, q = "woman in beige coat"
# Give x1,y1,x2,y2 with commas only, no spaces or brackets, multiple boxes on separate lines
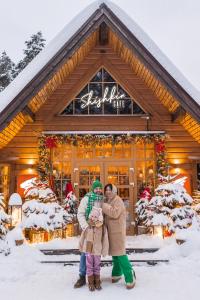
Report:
102,183,136,289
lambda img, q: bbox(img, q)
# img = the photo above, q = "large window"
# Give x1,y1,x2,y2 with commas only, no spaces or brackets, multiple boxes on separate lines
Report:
61,68,146,116
51,142,155,202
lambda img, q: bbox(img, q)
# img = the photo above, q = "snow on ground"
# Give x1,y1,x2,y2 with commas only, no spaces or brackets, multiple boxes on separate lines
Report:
1,234,200,300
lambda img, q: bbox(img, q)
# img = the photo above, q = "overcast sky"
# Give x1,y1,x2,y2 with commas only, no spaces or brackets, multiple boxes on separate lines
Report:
0,0,200,91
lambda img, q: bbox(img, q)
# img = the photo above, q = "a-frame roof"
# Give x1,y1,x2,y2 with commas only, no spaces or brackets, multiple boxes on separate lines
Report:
0,0,199,133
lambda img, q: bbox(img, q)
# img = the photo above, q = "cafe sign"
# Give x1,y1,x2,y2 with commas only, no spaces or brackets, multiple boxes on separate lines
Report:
80,85,126,109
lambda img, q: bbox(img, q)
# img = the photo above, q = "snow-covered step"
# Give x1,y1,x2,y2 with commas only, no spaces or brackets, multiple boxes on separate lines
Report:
40,247,160,255
40,259,169,266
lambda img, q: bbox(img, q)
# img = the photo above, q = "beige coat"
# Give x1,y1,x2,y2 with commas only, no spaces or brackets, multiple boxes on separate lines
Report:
79,225,109,256
102,195,126,256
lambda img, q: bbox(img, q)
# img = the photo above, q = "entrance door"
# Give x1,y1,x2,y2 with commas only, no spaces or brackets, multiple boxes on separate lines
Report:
74,161,134,234
74,162,103,201
105,162,134,234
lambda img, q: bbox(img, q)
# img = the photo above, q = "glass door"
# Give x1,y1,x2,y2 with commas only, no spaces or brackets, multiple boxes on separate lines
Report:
105,162,134,234
74,163,103,201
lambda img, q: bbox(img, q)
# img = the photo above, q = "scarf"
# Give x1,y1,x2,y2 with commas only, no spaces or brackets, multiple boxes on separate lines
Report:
85,192,103,220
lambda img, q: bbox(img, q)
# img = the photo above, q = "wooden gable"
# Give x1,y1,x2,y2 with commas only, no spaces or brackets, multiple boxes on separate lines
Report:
0,2,199,160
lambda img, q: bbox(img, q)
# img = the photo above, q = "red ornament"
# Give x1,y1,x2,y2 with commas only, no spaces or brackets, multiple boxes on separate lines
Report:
155,141,165,153
45,137,57,149
65,182,74,197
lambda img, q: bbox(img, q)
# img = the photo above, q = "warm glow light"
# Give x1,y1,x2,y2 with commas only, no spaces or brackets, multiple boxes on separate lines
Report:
28,159,35,165
148,168,154,174
173,159,180,165
153,225,164,238
174,168,181,174
27,168,34,174
11,206,22,227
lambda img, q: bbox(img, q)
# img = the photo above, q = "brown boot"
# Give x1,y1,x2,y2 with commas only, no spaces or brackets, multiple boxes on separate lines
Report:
74,275,86,288
94,274,102,290
88,275,95,291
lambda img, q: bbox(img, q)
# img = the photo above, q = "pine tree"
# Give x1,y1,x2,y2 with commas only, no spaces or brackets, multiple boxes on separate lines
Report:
0,51,15,91
145,183,195,234
135,187,151,226
14,31,45,76
63,182,78,222
0,194,11,240
21,178,72,232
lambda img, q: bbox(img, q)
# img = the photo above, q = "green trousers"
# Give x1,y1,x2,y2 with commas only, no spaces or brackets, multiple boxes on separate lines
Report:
112,255,134,283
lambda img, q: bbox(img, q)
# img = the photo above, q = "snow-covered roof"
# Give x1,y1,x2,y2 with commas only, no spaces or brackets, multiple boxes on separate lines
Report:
0,0,199,116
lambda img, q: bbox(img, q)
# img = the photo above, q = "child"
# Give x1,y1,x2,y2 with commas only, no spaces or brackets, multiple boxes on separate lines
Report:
79,206,108,291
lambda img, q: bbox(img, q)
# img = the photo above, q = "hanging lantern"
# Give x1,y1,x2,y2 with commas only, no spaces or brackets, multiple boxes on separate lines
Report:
8,193,22,227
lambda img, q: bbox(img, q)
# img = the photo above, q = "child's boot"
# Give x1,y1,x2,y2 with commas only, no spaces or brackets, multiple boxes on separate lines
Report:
88,275,95,291
94,274,102,290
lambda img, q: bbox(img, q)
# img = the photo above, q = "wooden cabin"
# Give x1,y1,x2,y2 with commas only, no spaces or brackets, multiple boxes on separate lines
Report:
0,2,200,234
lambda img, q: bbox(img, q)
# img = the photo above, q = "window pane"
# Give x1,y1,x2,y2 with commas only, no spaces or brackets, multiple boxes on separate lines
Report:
89,104,103,114
118,85,130,98
62,101,73,114
75,98,88,114
91,70,102,82
133,102,145,114
118,99,132,114
76,85,88,98
103,69,115,82
89,83,102,98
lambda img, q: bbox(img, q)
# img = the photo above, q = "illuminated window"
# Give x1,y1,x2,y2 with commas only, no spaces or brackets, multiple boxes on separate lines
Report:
61,68,146,116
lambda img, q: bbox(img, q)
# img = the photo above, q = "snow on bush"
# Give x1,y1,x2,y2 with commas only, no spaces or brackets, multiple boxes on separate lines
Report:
145,183,195,233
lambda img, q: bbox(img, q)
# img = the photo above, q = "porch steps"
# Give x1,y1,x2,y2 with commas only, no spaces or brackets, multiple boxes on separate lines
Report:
40,248,160,255
40,259,169,266
40,247,169,266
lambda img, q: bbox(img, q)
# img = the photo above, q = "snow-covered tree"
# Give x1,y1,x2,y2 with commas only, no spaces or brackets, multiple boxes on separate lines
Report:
22,200,72,231
135,187,151,226
145,183,195,233
14,31,45,76
21,178,72,232
0,51,15,91
0,194,11,240
192,190,200,215
20,177,57,203
63,183,78,222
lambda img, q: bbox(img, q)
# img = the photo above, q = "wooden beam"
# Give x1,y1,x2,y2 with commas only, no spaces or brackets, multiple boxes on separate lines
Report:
22,106,35,122
99,22,109,45
171,106,186,123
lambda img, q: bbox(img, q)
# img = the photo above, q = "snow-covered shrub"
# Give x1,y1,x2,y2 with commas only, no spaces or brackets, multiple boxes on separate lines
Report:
145,183,195,233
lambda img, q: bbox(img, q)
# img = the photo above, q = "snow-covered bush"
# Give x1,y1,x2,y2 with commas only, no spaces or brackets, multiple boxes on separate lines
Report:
20,177,57,202
22,200,72,231
145,183,195,233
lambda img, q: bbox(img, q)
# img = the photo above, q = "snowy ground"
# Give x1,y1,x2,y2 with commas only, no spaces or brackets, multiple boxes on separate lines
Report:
1,233,200,300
